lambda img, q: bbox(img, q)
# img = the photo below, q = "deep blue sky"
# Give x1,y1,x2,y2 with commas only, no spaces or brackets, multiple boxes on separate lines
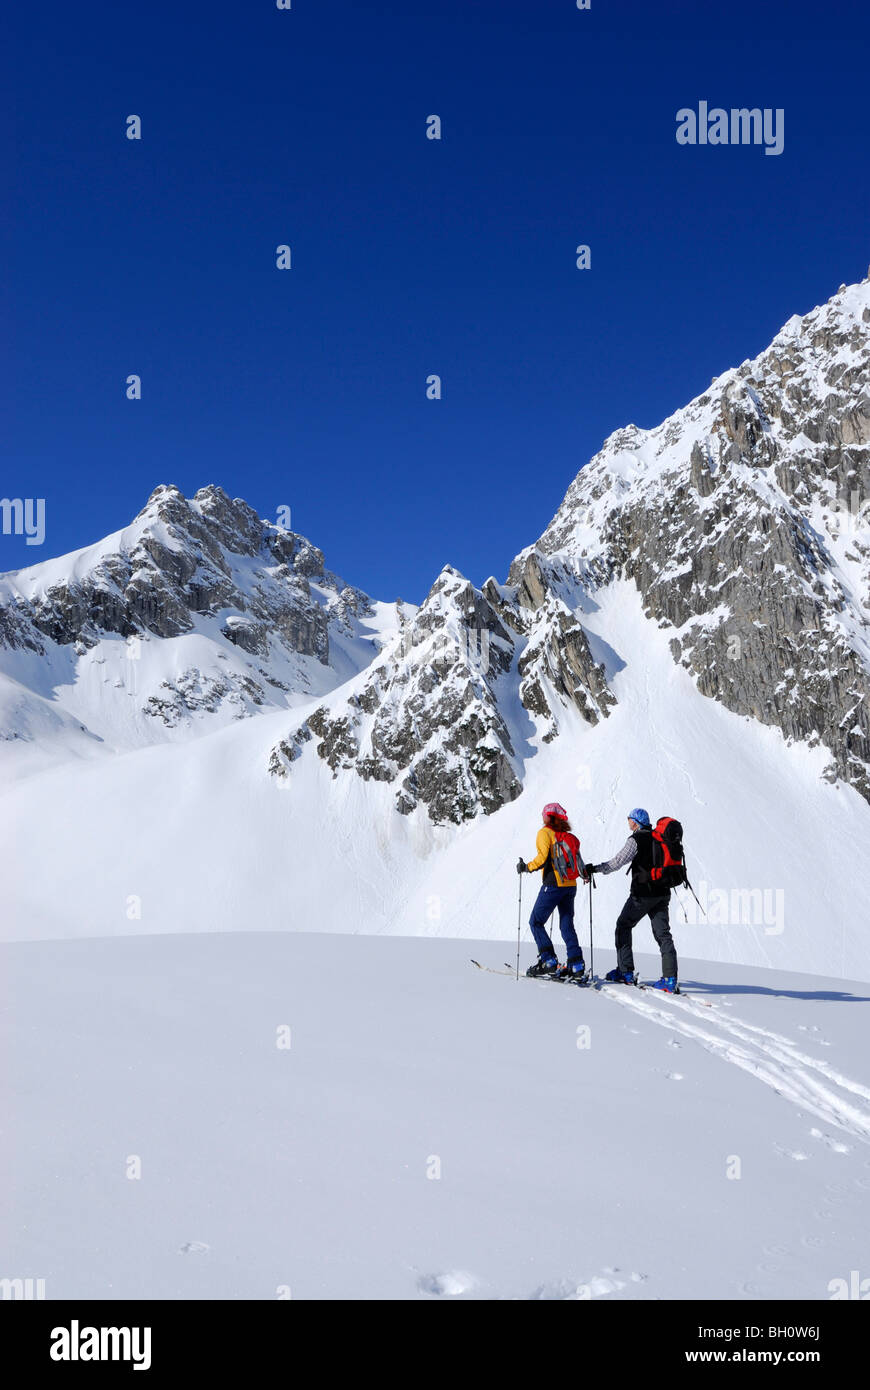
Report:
6,0,870,601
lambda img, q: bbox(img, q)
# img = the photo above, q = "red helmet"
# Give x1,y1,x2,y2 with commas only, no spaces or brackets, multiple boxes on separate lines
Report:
542,802,567,819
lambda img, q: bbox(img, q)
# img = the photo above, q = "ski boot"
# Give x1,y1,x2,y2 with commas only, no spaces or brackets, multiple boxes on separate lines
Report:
526,954,559,978
554,960,589,986
604,967,637,985
647,976,679,994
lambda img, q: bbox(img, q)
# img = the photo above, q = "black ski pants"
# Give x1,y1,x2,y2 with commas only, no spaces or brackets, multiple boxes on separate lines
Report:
615,893,677,978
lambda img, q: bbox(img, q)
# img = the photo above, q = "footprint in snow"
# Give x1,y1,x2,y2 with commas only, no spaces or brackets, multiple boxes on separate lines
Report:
666,1072,684,1081
418,1270,476,1297
798,1024,832,1047
178,1241,210,1255
603,1267,647,1285
774,1143,809,1161
531,1273,625,1300
810,1127,851,1154
667,1039,682,1049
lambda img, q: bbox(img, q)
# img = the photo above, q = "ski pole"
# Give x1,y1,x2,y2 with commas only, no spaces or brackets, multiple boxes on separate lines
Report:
516,874,523,980
684,872,706,918
588,874,595,978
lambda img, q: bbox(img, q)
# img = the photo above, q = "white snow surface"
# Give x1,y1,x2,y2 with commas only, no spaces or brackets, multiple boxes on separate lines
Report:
2,928,868,1300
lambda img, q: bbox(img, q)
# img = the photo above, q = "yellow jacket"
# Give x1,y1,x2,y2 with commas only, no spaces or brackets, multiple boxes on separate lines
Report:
526,826,576,888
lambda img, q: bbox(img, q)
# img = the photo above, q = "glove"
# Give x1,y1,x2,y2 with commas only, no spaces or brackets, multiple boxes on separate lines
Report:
516,857,528,875
585,864,598,876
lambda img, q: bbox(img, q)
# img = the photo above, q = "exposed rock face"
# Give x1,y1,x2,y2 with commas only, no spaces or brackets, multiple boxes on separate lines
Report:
267,723,312,779
500,550,617,739
280,567,523,823
518,595,616,742
527,278,870,801
143,668,267,726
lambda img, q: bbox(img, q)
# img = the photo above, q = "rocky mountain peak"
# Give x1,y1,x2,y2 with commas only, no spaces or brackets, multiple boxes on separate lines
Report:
269,540,618,821
0,485,375,744
525,276,870,801
270,562,525,822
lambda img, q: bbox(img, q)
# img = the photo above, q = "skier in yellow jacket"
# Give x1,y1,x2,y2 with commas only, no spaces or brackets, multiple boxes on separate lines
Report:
517,802,587,980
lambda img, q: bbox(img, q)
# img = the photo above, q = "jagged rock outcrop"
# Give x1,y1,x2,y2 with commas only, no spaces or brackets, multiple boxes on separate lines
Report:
495,552,617,739
275,567,524,823
518,595,616,742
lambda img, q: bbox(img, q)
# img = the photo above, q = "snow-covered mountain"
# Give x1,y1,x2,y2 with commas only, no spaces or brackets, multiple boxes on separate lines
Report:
0,483,396,774
3,275,870,977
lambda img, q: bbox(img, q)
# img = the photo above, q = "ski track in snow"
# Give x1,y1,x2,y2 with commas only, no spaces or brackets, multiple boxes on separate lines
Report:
596,985,870,1144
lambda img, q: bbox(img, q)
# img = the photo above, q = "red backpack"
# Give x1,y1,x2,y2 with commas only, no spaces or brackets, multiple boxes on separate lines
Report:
551,830,582,884
649,817,687,888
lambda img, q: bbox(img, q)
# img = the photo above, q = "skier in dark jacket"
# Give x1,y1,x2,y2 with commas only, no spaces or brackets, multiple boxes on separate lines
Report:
586,808,679,992
517,801,588,981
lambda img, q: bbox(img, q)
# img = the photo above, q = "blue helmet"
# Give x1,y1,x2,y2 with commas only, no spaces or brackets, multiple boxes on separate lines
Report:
628,807,651,827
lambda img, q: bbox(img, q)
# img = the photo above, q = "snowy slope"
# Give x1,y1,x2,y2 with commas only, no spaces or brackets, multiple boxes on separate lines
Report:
3,578,866,981
2,929,868,1300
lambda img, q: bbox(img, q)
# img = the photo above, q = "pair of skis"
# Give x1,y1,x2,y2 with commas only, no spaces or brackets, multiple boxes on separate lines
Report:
469,959,712,1006
601,977,713,1007
470,959,589,986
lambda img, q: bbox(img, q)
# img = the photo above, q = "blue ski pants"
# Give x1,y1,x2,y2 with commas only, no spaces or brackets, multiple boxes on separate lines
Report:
529,884,583,963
